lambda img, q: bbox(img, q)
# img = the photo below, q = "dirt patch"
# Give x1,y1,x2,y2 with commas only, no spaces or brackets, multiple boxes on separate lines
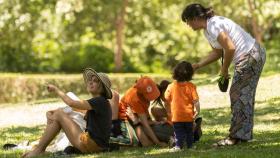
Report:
0,102,65,128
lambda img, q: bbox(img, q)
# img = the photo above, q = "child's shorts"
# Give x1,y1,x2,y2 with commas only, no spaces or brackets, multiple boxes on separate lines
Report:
79,132,103,153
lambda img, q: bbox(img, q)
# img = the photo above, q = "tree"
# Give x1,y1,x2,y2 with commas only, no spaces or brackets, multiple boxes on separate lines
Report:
0,0,279,73
114,0,128,72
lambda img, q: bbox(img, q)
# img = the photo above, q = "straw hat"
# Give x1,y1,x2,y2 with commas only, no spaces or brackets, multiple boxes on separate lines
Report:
83,68,112,99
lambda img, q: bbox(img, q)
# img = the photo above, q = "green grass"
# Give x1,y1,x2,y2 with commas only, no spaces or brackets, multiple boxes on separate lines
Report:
1,73,280,158
1,97,280,158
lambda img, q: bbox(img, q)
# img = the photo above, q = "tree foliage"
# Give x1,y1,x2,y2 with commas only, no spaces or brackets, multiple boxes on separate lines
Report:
0,0,279,73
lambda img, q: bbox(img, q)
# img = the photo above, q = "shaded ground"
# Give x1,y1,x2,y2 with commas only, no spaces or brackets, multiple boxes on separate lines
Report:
0,74,280,157
1,96,279,158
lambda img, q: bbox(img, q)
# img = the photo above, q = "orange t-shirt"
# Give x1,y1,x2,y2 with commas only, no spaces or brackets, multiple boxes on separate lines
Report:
118,87,150,120
164,81,199,122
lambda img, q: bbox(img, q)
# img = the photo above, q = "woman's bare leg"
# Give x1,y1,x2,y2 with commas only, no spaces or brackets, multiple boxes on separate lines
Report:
22,109,85,158
54,110,85,149
22,112,61,157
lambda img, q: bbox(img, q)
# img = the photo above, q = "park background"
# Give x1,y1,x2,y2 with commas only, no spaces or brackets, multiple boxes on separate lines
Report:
0,0,280,157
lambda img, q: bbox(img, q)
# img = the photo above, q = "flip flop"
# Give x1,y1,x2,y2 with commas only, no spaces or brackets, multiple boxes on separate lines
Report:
212,137,239,147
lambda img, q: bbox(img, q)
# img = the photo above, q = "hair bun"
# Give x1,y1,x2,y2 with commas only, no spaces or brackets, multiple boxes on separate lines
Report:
206,7,214,17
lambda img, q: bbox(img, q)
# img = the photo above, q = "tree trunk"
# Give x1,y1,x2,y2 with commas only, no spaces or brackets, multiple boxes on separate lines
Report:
114,0,128,72
247,0,262,44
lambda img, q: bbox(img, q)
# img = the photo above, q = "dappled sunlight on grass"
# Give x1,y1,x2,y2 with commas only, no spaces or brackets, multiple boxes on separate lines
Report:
0,126,44,158
1,103,280,158
0,126,43,144
147,148,170,155
2,101,279,157
255,97,280,107
202,126,229,137
201,107,231,126
254,123,280,132
255,113,280,123
1,74,280,157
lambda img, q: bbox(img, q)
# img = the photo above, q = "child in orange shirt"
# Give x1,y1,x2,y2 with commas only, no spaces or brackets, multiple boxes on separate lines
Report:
165,61,200,151
117,76,166,147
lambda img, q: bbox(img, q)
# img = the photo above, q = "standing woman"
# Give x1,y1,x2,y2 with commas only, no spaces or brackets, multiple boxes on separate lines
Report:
181,3,266,145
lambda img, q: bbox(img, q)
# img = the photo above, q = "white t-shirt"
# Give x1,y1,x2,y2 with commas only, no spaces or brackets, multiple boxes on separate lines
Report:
204,16,255,64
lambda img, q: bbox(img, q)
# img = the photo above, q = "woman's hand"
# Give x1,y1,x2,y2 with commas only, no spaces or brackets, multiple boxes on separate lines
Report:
192,63,200,71
47,84,58,93
220,67,229,79
46,110,55,124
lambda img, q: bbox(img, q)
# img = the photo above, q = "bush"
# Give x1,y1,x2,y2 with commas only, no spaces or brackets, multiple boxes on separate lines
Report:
0,74,84,103
0,73,171,104
60,44,115,73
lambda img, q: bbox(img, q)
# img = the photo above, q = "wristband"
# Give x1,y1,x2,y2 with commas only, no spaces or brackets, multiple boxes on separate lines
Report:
128,119,141,128
132,122,141,128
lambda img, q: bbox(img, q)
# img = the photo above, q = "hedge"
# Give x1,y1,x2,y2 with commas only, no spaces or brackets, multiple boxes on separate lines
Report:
0,73,172,104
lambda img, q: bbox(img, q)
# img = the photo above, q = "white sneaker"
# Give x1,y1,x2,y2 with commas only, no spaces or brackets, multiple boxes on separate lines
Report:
169,146,182,152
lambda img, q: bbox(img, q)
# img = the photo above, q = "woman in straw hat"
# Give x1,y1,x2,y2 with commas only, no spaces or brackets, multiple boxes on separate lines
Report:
22,68,113,158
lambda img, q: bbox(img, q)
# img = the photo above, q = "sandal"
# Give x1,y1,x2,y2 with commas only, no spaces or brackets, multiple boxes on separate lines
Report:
3,143,17,150
212,137,239,147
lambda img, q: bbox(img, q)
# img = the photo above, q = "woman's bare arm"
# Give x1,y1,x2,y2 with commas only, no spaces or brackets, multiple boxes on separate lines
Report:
217,32,235,77
138,113,166,146
47,84,92,110
193,47,223,70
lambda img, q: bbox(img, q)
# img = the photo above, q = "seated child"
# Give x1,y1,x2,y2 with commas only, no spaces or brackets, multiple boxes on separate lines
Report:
113,76,166,147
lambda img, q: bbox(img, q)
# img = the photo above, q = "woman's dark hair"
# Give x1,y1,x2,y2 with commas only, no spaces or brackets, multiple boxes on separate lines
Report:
153,80,171,107
172,61,194,82
100,85,107,98
181,3,214,22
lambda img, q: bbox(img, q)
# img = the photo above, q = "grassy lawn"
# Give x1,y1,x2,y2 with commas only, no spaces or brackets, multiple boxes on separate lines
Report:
1,97,280,158
1,74,280,158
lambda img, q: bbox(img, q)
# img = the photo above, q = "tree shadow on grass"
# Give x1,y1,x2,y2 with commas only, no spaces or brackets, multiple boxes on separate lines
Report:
0,125,43,143
255,97,280,114
255,96,280,105
1,96,279,158
0,125,43,134
0,125,44,158
201,96,280,127
201,107,231,126
96,131,280,158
